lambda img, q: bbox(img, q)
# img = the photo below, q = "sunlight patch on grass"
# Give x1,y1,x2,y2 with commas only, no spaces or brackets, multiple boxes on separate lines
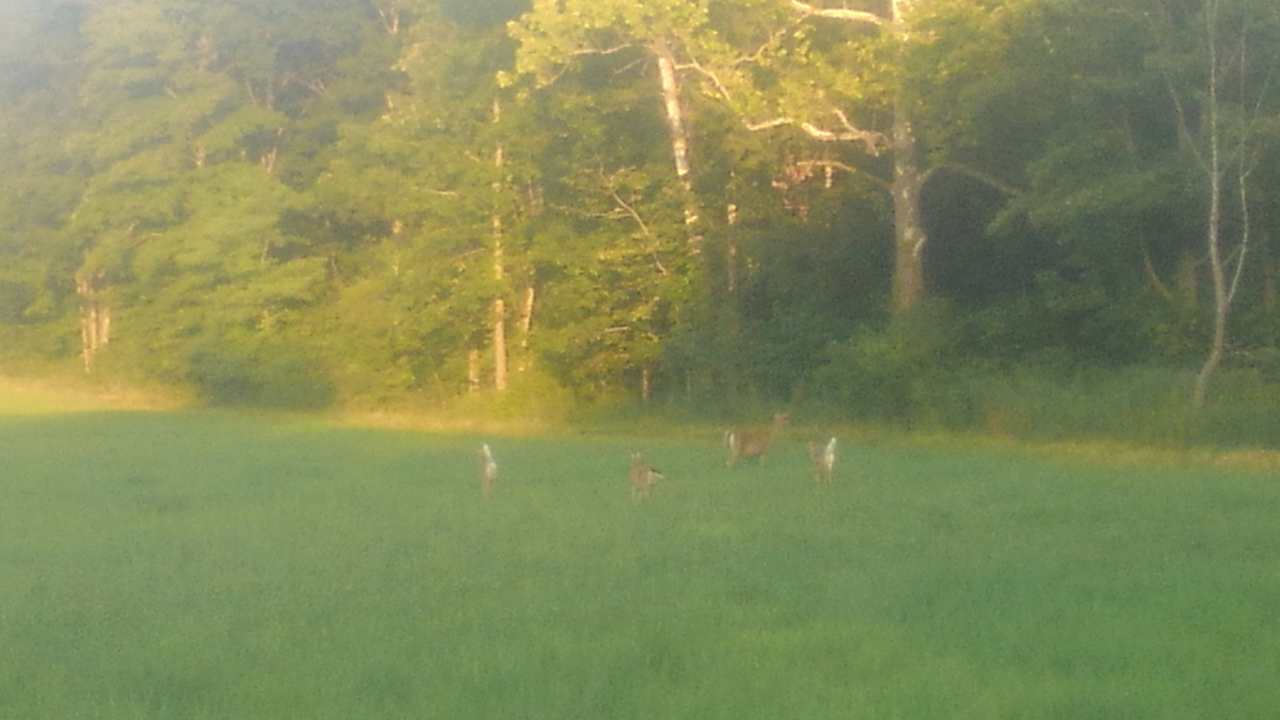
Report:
0,376,185,416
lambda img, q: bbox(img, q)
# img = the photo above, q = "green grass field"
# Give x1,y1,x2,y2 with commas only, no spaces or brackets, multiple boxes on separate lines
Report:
2,401,1278,718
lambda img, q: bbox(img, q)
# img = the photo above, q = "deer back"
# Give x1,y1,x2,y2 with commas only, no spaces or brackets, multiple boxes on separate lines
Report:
737,413,789,458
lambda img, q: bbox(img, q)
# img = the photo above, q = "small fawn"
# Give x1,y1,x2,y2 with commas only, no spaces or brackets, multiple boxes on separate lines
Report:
725,412,790,468
478,443,498,499
629,451,664,502
808,437,837,485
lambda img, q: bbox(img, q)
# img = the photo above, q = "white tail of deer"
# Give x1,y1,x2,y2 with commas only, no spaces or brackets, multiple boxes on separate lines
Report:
809,437,836,485
629,451,664,502
726,413,789,468
479,443,498,499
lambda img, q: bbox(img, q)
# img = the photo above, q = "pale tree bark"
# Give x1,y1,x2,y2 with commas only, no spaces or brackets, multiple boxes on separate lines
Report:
492,98,508,393
1191,0,1261,408
516,178,541,373
891,81,928,313
468,349,482,393
76,272,111,373
654,36,703,252
728,0,926,314
517,285,535,372
1192,0,1228,408
493,296,508,391
1193,113,1225,409
726,201,739,295
372,1,401,35
259,128,283,176
261,147,278,175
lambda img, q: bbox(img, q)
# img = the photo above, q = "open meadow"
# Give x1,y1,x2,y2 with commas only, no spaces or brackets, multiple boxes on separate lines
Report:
2,398,1279,718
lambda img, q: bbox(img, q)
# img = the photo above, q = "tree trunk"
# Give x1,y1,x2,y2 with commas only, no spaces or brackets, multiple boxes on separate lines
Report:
80,302,96,372
468,349,481,393
653,37,702,253
493,297,508,392
890,0,927,315
491,97,508,392
641,366,652,404
76,273,110,373
517,285,535,372
376,5,400,35
723,200,743,398
726,201,739,295
100,304,111,348
1194,4,1226,410
890,95,927,314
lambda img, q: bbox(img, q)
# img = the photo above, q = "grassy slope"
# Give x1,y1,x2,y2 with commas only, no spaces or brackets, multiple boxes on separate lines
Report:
1,404,1278,718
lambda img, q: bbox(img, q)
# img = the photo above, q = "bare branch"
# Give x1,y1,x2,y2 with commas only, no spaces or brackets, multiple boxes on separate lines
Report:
792,159,892,191
746,111,887,155
1141,239,1176,302
676,58,737,103
789,0,885,26
1229,107,1253,305
733,25,798,67
1161,72,1209,171
1228,22,1252,308
1147,0,1209,171
609,187,653,240
607,185,670,277
571,43,635,58
613,56,647,77
744,118,794,132
527,44,635,88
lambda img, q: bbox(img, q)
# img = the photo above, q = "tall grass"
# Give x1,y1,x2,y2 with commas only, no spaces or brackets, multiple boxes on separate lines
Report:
2,407,1278,718
809,360,1280,450
966,365,1280,448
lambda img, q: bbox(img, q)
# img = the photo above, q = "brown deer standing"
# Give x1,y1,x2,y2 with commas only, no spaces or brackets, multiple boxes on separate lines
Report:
629,451,664,502
808,437,837,485
725,413,789,468
479,443,498,499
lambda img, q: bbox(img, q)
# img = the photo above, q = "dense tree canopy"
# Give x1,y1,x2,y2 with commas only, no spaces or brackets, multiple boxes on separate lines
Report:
2,0,1279,417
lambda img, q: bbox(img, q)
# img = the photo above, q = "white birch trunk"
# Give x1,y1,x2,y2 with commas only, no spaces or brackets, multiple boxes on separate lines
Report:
1194,0,1227,409
517,285,535,372
726,202,739,295
654,37,702,252
492,97,508,392
76,274,110,372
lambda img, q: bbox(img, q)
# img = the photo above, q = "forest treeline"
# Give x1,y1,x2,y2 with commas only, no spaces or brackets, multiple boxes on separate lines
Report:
2,0,1279,443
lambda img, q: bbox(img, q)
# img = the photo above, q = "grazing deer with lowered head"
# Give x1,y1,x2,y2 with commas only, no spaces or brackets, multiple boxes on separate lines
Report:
725,412,789,468
808,437,837,485
478,443,498,499
629,451,664,502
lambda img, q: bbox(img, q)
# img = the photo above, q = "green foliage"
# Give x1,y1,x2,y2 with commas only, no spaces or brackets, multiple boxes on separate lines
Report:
186,340,334,410
0,280,35,324
3,0,1280,438
810,301,967,425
